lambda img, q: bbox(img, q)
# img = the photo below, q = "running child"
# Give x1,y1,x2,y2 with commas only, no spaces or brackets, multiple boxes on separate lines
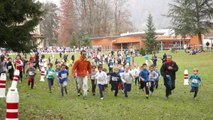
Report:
108,67,120,97
7,58,14,81
26,63,36,89
189,68,202,98
149,65,158,95
45,63,56,93
139,63,150,99
154,67,161,89
58,64,69,96
95,65,108,100
91,65,98,96
121,65,134,98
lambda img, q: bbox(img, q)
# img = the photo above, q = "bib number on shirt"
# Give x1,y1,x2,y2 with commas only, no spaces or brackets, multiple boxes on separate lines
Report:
192,79,198,83
112,77,117,81
61,73,67,79
49,71,54,76
8,66,12,69
29,71,34,76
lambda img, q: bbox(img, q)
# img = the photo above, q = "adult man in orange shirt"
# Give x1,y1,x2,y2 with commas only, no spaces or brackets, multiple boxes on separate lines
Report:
72,50,92,99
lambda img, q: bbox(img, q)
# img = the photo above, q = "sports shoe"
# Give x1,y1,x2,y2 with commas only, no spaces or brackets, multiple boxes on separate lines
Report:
100,97,104,100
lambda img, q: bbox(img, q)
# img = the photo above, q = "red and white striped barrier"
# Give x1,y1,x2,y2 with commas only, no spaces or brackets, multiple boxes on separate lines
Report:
43,62,47,75
39,62,43,72
6,70,20,120
184,69,189,85
0,73,6,98
11,70,20,88
40,67,45,82
6,87,19,120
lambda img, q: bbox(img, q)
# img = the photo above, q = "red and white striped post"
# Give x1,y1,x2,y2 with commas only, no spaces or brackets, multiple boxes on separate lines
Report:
40,67,45,82
6,88,19,120
11,70,20,88
6,70,20,120
0,73,6,98
184,69,189,85
39,62,43,71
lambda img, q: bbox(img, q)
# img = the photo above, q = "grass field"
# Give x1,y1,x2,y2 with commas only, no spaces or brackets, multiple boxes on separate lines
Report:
0,50,213,120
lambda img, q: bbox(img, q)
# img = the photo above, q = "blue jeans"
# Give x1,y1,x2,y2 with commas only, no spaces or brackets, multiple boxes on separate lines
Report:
124,83,131,97
98,84,105,98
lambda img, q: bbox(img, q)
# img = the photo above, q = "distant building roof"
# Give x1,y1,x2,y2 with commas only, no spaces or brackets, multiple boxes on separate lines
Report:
90,36,119,40
91,29,177,41
114,37,140,44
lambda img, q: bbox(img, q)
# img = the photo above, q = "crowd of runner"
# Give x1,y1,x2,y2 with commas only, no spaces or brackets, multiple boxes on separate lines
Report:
0,47,202,100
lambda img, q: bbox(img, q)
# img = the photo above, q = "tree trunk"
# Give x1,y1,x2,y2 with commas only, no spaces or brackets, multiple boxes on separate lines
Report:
198,32,203,50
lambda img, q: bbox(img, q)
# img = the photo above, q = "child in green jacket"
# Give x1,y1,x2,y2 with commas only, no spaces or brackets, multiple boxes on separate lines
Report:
45,63,56,93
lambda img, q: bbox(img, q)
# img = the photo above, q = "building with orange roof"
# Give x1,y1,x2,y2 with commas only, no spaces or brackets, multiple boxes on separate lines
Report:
91,29,202,50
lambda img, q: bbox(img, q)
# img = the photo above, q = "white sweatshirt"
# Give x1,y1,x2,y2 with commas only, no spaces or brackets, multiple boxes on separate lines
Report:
121,71,134,84
95,71,108,85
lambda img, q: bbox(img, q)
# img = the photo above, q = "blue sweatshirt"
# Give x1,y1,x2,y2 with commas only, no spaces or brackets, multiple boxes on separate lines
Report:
117,69,124,82
144,54,148,60
58,70,69,84
189,74,201,87
139,69,149,82
126,56,131,64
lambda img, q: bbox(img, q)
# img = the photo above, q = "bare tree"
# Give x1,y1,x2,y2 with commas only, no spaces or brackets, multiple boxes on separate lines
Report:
57,0,134,47
58,0,74,46
40,2,59,47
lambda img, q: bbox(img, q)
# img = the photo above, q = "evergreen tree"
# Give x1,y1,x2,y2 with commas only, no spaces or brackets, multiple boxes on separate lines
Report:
168,0,213,50
81,33,91,47
0,0,43,52
144,14,158,53
70,32,78,48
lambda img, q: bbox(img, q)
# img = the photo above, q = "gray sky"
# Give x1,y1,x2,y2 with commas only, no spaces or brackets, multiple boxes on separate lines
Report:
39,0,172,31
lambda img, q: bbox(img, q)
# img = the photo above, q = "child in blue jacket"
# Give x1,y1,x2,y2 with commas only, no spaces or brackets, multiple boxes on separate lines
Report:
189,68,202,98
58,64,69,96
139,63,150,99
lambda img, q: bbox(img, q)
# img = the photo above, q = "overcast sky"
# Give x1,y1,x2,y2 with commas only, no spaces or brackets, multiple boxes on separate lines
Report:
39,0,172,31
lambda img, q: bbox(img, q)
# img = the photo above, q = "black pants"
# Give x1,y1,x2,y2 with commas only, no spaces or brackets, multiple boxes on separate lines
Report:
150,81,155,93
19,71,23,81
48,78,54,92
143,81,149,95
8,71,14,80
190,87,198,98
109,68,113,73
140,81,145,90
155,80,159,89
91,79,96,94
28,77,35,89
153,61,157,66
111,81,118,96
135,77,139,85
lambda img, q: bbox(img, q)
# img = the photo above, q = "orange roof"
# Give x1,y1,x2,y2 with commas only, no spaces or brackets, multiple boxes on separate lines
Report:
114,37,140,44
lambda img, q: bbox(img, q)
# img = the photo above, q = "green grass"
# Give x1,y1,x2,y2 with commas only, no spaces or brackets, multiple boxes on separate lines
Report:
1,50,213,120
